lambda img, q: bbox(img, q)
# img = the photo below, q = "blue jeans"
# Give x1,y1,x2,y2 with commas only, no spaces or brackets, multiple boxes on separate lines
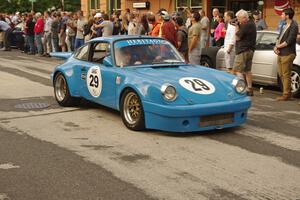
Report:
70,35,75,51
75,38,84,49
35,33,43,55
27,35,35,54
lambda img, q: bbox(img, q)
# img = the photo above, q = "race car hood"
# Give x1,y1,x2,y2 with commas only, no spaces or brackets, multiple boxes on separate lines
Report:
130,64,240,104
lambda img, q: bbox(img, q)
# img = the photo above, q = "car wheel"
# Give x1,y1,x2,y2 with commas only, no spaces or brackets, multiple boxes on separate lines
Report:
54,73,79,106
120,89,145,131
291,65,300,97
200,56,213,68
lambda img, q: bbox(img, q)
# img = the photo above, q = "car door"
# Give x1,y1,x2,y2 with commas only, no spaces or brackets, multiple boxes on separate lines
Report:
71,43,91,97
252,32,279,85
80,41,117,108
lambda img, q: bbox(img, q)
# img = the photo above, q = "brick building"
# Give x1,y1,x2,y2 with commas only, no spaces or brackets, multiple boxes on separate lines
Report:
81,0,300,30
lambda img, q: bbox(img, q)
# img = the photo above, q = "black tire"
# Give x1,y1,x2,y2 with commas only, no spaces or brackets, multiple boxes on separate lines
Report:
120,89,145,131
277,66,300,97
291,65,300,97
200,56,214,68
54,73,80,106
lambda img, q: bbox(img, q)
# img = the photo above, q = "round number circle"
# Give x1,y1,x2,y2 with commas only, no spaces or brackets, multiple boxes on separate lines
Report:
179,77,215,95
86,66,102,97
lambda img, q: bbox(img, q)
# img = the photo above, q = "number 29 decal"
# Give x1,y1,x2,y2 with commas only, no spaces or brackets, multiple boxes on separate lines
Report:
179,77,215,95
87,66,102,97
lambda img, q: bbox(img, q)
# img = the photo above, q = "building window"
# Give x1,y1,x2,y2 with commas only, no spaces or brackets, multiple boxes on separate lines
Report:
110,0,121,13
90,0,100,10
211,0,225,14
176,0,202,10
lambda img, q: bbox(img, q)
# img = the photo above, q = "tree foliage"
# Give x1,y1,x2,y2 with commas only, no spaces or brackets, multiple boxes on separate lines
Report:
0,0,81,13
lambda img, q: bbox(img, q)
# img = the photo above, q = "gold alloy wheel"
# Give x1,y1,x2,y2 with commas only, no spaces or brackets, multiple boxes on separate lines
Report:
55,74,67,102
123,92,142,125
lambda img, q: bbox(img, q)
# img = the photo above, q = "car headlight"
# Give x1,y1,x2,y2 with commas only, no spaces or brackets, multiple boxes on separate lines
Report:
161,83,177,101
232,78,246,94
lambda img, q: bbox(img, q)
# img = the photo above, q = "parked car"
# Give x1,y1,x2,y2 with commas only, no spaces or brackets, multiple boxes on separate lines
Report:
51,36,251,133
10,26,24,50
201,30,300,97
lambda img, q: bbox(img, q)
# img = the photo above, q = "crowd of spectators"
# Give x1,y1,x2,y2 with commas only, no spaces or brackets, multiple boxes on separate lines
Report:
0,7,270,55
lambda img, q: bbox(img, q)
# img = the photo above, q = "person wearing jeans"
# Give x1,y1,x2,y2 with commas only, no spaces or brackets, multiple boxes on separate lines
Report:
75,10,86,49
34,12,44,55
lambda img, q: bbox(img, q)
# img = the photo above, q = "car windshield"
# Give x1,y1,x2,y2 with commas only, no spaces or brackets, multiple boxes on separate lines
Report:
114,39,184,67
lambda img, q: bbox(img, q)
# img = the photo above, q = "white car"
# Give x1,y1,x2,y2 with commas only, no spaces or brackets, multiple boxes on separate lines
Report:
201,31,300,97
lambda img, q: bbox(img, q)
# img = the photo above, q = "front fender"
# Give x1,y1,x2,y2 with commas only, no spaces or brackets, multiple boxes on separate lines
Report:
116,78,188,110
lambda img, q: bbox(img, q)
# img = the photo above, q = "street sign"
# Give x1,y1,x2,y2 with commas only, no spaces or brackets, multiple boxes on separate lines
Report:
29,0,36,2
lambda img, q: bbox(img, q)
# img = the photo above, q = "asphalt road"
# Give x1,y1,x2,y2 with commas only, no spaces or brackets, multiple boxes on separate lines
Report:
0,50,299,200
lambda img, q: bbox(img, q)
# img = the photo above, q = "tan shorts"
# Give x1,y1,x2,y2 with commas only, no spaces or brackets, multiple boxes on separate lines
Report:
233,50,254,72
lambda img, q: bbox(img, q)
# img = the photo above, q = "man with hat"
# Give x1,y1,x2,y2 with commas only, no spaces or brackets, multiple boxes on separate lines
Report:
158,9,177,48
252,10,267,31
91,13,103,38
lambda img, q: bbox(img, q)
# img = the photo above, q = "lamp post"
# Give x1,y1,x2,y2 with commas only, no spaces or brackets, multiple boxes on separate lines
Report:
29,0,36,11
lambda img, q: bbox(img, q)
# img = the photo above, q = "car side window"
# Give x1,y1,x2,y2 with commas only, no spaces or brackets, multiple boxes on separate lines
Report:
90,42,110,64
256,33,278,50
74,44,90,61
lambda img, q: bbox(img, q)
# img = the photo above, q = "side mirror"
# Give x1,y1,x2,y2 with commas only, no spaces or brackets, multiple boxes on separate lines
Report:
103,56,113,67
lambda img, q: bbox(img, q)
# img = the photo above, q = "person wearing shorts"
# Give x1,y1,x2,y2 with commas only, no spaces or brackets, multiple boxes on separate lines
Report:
233,9,256,96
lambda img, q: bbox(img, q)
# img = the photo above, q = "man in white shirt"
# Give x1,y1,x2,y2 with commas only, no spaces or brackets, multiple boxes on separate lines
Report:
224,11,236,73
43,11,53,56
199,10,210,48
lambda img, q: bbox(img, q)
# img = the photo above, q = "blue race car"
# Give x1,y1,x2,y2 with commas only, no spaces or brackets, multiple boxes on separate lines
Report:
51,36,251,133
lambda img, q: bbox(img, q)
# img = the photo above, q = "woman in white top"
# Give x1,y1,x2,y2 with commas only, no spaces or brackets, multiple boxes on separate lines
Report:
127,13,138,35
224,11,236,74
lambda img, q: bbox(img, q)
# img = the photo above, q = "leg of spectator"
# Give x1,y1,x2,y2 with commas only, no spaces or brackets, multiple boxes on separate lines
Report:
71,36,75,51
28,35,35,54
65,35,71,52
281,54,295,97
36,33,43,55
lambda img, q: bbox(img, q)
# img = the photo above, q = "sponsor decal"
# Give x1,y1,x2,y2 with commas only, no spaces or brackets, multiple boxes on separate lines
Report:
86,66,102,97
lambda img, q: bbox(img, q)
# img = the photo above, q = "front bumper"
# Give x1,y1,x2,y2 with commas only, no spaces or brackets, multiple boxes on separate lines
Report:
143,97,251,132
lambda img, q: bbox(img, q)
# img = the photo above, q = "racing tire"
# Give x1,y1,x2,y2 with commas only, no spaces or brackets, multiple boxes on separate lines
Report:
54,73,79,106
277,65,300,98
120,89,145,131
200,56,214,68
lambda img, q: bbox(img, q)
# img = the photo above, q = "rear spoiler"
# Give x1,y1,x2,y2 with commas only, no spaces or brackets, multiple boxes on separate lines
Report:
50,52,73,60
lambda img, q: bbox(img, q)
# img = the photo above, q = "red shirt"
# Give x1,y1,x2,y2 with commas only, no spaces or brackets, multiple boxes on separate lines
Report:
34,18,44,34
161,21,177,48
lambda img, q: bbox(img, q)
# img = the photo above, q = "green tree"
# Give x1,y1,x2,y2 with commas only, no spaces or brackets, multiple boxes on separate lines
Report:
0,0,81,13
